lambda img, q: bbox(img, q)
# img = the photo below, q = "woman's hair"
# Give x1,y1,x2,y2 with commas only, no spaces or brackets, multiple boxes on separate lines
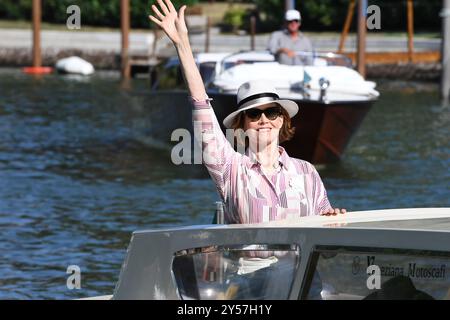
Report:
230,104,296,149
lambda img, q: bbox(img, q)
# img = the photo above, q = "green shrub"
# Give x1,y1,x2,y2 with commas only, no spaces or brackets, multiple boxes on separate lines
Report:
0,0,442,32
252,0,441,32
0,0,197,29
223,7,247,32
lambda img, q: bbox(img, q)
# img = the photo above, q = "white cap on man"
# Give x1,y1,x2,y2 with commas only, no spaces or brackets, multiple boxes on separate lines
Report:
285,9,301,21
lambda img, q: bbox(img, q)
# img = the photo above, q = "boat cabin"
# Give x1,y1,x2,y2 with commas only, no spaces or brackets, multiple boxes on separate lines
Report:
111,208,450,300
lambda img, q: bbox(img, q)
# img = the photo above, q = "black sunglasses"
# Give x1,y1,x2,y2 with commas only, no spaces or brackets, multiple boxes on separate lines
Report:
287,19,300,23
244,106,283,121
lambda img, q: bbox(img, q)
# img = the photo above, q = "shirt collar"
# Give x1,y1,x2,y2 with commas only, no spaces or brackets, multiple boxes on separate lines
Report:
245,146,292,171
278,146,291,169
283,29,302,37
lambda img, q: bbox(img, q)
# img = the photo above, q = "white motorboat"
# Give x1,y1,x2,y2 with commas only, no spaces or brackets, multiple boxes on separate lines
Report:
148,51,379,164
85,207,450,300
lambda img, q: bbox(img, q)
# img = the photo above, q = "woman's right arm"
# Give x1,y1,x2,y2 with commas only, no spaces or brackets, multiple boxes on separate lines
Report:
149,0,206,100
149,0,235,200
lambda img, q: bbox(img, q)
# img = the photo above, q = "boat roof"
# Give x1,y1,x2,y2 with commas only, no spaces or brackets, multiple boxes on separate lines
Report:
115,208,450,300
134,208,450,235
229,208,450,231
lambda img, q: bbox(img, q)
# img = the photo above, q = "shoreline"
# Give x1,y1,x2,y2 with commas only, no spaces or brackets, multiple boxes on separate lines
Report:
0,47,441,81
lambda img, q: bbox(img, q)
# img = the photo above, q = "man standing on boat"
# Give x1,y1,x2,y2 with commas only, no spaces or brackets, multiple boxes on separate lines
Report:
268,9,314,66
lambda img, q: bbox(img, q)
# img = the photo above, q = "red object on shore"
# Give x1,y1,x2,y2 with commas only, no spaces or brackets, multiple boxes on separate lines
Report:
22,66,53,74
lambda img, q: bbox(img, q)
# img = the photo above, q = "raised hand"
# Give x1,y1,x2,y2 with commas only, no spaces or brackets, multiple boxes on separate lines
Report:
149,0,207,103
149,0,188,45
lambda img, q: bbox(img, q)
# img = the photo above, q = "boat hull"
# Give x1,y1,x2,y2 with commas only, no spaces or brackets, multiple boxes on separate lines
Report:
208,92,374,164
141,90,374,164
285,100,373,164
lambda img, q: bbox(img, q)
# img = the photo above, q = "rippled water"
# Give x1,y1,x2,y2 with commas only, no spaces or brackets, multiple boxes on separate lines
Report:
0,69,448,299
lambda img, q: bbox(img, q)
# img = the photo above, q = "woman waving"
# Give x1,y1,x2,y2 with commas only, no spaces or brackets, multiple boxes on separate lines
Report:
149,0,345,224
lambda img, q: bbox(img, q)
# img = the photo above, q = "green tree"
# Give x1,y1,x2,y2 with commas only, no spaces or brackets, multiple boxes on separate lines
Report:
251,0,441,32
0,0,198,29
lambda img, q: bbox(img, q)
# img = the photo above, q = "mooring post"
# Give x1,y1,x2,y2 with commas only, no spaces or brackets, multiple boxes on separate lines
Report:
338,0,356,54
285,0,295,11
32,0,42,68
250,16,256,51
357,0,367,78
121,0,131,79
441,0,450,101
205,16,211,53
407,0,415,62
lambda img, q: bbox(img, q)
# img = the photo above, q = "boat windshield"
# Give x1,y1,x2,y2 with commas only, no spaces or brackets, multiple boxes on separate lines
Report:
216,51,353,75
295,51,353,68
302,246,450,300
172,244,300,300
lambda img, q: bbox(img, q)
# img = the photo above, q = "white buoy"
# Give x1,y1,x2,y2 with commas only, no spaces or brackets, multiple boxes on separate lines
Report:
55,56,95,75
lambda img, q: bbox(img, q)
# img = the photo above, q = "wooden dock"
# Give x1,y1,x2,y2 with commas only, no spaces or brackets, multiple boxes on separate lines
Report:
344,51,440,64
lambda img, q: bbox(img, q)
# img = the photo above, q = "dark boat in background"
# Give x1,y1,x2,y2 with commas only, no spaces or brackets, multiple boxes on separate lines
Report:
147,51,378,164
207,90,374,164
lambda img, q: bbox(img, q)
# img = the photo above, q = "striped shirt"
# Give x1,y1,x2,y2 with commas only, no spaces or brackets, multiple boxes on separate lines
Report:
192,97,332,224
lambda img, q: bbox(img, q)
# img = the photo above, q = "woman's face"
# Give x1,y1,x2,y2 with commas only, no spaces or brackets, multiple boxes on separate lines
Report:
243,103,284,150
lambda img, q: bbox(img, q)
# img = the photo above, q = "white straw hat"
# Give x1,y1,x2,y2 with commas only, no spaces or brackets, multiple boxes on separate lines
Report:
223,80,299,128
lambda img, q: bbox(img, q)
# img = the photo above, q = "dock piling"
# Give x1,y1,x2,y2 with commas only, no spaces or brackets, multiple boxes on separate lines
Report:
285,0,295,11
250,16,256,51
338,0,356,54
205,16,211,53
32,0,42,68
407,0,415,62
120,0,131,79
357,0,367,78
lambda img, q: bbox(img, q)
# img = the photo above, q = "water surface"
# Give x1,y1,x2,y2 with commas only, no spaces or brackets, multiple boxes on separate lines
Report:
0,70,448,299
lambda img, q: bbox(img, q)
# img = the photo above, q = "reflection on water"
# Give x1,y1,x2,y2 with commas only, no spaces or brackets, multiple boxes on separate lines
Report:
0,69,448,299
